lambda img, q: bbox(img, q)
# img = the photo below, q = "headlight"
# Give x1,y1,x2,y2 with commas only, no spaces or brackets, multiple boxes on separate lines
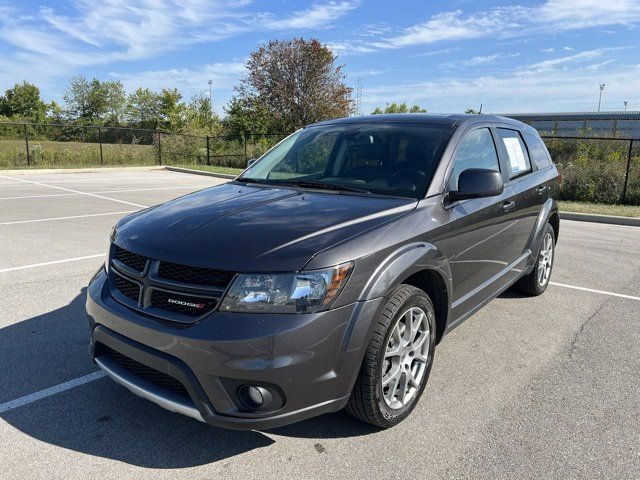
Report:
220,262,353,314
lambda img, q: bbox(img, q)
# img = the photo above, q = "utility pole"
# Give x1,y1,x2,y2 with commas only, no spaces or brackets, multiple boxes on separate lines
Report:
597,83,605,112
355,76,363,116
208,80,213,115
624,101,628,111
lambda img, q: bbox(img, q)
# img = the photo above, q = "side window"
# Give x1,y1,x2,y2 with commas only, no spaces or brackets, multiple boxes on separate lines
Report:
523,132,552,169
448,128,500,191
497,128,532,179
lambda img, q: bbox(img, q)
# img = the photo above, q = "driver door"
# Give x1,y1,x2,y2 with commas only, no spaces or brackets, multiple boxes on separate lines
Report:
435,126,517,321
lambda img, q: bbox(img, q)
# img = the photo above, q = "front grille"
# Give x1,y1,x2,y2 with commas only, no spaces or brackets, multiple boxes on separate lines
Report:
113,271,140,302
98,344,190,399
158,261,234,288
108,244,234,323
115,246,148,273
150,289,218,317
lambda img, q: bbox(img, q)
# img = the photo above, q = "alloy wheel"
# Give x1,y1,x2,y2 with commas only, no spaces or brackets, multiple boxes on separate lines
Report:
537,232,554,287
381,307,431,409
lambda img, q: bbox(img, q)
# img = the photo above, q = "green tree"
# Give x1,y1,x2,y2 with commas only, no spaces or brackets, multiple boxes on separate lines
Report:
231,38,353,133
126,88,160,127
465,108,480,114
185,93,220,134
103,81,126,124
158,88,186,130
63,76,125,123
0,82,47,122
371,102,427,114
224,96,271,135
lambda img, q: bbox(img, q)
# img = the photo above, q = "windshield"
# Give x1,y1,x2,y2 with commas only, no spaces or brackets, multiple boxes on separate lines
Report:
238,123,454,199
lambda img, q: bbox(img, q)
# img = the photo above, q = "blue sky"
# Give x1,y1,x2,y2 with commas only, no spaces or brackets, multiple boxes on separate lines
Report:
1,0,639,115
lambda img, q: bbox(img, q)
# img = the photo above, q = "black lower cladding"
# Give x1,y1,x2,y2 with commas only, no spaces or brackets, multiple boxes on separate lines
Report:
96,343,191,400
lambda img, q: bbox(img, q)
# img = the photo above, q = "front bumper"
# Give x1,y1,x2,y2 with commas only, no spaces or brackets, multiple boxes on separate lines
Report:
87,269,383,430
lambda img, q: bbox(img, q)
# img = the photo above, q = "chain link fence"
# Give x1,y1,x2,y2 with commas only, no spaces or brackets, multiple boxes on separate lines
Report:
541,136,639,205
1,121,639,205
0,121,287,171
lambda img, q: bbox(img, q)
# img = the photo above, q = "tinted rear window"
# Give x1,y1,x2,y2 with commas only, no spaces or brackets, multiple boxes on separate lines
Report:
523,132,552,169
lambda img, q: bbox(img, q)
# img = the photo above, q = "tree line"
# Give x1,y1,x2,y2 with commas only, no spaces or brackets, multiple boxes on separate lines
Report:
1,38,429,137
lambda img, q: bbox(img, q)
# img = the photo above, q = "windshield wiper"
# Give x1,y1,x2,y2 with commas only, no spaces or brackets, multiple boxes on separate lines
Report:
274,179,372,194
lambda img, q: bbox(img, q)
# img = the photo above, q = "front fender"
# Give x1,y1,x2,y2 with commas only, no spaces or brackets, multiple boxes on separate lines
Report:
359,241,451,301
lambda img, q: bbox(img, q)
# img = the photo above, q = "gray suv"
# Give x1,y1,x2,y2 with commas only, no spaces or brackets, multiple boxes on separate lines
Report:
87,114,559,429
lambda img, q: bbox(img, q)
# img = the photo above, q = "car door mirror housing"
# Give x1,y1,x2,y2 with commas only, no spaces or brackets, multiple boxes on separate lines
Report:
449,168,503,201
246,158,258,167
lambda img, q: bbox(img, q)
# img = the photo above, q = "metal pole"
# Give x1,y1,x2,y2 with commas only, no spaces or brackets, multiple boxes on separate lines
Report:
597,84,605,112
23,124,30,166
98,127,104,165
157,132,162,165
206,136,211,165
621,139,634,204
244,133,248,165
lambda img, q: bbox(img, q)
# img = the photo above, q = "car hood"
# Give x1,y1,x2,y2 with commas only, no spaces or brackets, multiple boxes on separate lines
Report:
114,183,416,272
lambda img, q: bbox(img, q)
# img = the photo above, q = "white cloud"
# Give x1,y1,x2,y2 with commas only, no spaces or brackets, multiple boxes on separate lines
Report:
260,1,359,30
0,0,360,96
461,52,520,66
339,0,640,52
109,61,246,101
527,47,630,72
361,63,640,114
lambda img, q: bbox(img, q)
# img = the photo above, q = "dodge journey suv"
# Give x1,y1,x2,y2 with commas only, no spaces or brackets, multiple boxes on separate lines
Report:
87,114,559,429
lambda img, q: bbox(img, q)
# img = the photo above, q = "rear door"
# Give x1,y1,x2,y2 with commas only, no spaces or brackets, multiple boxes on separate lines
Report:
494,126,547,262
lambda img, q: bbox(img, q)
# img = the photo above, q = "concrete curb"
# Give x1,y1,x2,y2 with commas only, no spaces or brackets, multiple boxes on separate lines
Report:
560,211,640,227
163,166,237,180
0,166,165,175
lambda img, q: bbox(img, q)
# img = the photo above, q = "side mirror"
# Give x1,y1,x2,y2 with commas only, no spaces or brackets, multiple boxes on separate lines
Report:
449,168,503,201
246,158,258,167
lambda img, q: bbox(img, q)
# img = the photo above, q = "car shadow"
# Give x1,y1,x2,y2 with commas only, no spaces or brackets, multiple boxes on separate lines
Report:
0,290,376,469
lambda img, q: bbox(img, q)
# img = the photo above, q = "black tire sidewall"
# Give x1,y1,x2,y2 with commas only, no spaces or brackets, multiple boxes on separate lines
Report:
373,291,436,425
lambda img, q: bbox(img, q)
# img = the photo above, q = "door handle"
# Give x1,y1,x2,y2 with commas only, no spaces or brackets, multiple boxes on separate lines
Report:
536,185,547,194
501,200,516,212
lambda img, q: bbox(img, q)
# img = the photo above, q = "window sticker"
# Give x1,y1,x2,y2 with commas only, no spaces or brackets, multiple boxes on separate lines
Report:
502,137,527,173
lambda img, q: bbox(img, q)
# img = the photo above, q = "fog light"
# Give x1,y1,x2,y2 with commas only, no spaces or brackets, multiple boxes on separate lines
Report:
238,385,272,410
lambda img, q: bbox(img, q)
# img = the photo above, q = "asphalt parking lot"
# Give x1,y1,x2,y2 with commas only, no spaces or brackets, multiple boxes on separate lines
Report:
1,169,639,479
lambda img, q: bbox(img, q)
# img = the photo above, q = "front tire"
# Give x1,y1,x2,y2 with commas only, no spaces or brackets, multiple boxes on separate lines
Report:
515,223,556,296
345,284,436,428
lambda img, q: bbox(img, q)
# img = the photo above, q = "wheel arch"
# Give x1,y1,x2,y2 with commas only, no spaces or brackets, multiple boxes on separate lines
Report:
358,242,452,345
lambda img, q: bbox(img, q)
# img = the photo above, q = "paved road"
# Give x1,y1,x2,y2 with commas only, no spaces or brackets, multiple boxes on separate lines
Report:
1,170,638,479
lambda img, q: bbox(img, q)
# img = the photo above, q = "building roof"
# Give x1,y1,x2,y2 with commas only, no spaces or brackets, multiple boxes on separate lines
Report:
501,111,640,121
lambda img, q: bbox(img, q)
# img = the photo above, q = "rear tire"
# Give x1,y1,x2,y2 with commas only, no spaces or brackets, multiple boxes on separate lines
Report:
345,284,436,428
515,223,555,296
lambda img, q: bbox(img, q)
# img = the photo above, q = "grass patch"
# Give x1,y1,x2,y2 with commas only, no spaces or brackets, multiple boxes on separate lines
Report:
558,201,640,218
173,164,244,176
0,139,155,168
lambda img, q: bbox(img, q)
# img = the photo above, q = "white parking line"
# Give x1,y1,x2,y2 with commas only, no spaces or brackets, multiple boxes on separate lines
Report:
6,174,200,184
0,254,105,273
1,211,136,225
550,282,640,301
2,176,149,209
0,371,105,414
0,185,213,200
